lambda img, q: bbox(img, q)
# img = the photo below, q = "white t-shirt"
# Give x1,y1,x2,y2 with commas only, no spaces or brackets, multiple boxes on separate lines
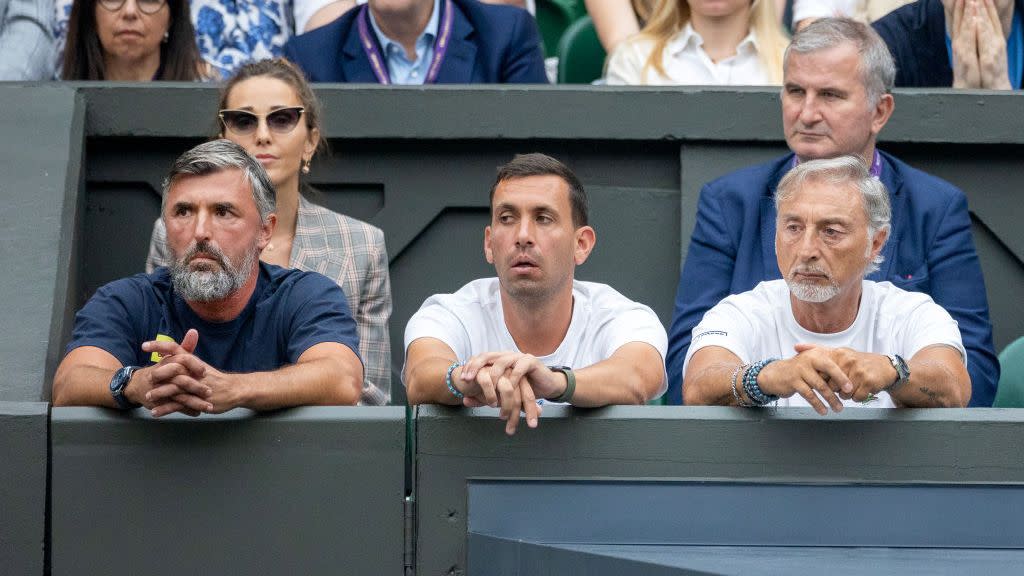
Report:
404,278,669,398
605,24,774,86
683,280,966,409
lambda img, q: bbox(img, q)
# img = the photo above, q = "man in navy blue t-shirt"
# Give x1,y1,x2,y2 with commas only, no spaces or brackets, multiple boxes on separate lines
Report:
53,140,364,417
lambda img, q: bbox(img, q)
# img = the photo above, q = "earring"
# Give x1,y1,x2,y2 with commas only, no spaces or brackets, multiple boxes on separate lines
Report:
302,158,311,174
162,31,169,43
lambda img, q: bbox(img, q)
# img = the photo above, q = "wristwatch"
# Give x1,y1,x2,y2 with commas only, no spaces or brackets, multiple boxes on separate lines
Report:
885,354,911,393
109,365,141,409
547,366,576,404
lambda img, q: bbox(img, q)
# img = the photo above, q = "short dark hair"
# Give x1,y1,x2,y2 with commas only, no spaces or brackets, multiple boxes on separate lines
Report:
489,153,589,227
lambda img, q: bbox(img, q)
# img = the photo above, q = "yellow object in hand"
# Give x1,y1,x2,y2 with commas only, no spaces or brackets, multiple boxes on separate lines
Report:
150,334,175,363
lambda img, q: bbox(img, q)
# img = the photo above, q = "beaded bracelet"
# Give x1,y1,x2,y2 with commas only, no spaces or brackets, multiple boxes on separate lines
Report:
743,358,780,406
730,364,755,407
446,360,465,400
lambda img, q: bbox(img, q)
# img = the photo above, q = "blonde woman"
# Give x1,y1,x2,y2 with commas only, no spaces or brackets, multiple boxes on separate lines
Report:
606,0,789,85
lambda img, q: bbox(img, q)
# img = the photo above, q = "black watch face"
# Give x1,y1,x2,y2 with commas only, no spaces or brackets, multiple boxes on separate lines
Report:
893,356,910,382
111,366,133,393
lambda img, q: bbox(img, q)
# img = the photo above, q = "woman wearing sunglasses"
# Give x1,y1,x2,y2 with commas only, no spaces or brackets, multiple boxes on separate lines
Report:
62,0,210,80
146,58,393,405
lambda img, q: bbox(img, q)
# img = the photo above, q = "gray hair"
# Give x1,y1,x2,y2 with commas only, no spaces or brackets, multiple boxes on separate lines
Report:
775,155,891,275
784,17,895,107
161,139,276,222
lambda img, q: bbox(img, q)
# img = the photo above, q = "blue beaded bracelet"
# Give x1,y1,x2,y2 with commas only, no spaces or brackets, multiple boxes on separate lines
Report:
446,361,465,400
743,358,780,406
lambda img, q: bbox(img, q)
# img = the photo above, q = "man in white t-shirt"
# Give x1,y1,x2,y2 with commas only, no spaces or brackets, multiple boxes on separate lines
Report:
404,153,668,434
683,156,970,414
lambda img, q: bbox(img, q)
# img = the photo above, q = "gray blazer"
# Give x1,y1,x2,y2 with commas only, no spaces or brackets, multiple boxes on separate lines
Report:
0,0,54,80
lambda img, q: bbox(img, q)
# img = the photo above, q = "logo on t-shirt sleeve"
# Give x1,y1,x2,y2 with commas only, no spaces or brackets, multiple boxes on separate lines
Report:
694,330,727,341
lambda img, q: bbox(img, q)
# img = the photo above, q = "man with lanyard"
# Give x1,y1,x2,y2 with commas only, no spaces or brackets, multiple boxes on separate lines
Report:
664,18,998,406
283,0,548,83
403,154,667,435
874,0,1023,88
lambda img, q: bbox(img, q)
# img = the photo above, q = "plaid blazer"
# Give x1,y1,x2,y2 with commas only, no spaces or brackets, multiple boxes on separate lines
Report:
146,196,392,405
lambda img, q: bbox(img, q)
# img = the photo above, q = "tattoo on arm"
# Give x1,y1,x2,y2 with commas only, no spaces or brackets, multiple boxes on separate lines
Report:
914,357,958,407
917,385,941,407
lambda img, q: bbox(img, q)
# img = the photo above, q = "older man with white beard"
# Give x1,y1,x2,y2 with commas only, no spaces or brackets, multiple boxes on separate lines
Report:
53,140,364,416
682,156,971,414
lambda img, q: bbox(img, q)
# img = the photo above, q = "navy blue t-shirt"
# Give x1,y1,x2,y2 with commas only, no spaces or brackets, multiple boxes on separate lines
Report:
66,263,361,372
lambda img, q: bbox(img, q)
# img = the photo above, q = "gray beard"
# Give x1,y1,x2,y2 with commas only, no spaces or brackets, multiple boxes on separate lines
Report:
169,241,258,302
787,277,840,303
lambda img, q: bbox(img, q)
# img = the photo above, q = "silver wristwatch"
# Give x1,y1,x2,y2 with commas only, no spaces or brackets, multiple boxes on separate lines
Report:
886,354,911,392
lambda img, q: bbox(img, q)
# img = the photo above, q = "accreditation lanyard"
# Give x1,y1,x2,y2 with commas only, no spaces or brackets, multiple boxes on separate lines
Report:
790,150,883,178
944,9,1023,89
356,0,454,85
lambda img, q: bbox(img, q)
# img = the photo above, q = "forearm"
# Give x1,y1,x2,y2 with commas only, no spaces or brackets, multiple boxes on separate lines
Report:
52,364,119,408
681,360,743,406
585,0,640,52
570,356,662,407
891,356,969,408
404,357,462,406
236,356,362,410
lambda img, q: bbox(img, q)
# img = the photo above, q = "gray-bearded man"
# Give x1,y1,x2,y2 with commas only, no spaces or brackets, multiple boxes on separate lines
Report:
683,156,970,413
53,140,364,416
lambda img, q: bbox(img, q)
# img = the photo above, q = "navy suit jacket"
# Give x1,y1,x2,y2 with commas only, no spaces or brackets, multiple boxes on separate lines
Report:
282,0,548,83
665,151,999,407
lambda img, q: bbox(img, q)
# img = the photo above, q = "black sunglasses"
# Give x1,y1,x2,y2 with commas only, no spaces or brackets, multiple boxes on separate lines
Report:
218,107,305,135
98,0,167,15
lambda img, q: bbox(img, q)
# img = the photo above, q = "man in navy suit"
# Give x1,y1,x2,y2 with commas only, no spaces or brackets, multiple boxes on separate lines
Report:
283,0,548,84
666,18,999,407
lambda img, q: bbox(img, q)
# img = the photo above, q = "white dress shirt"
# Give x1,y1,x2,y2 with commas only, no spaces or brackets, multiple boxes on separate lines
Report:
605,23,773,86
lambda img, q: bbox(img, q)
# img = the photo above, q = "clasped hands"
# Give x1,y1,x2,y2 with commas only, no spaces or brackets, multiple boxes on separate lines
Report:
125,329,240,417
951,0,1012,89
755,344,899,415
452,351,568,436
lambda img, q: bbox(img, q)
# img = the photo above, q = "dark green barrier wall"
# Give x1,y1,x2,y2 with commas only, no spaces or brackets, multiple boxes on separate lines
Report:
50,406,405,576
416,405,1024,575
0,402,48,575
0,84,83,402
